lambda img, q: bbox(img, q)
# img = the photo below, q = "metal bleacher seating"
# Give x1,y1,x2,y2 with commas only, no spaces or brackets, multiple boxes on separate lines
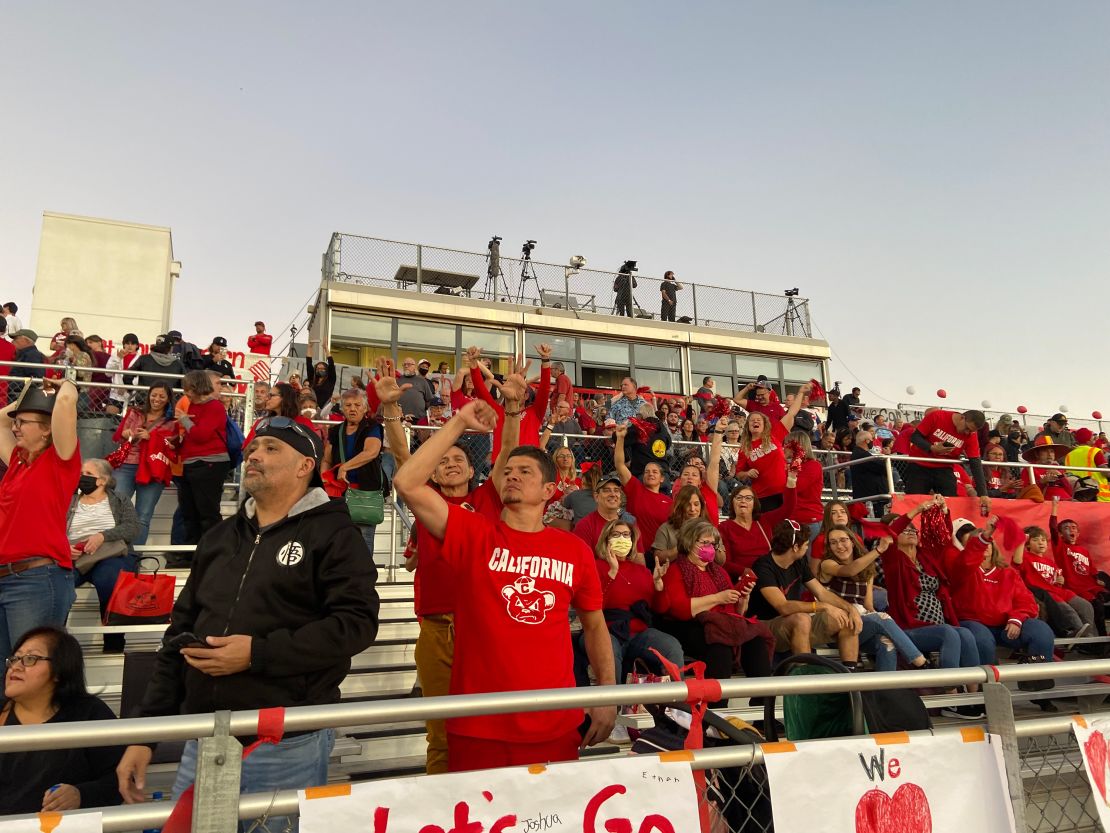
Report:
72,483,1110,790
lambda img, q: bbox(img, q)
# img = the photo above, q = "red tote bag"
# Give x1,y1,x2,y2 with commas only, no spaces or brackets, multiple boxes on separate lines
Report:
105,557,176,625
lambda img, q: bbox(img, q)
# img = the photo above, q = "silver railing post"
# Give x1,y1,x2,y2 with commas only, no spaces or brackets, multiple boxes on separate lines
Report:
416,244,423,293
750,292,758,331
192,710,243,833
691,284,699,326
884,455,895,500
983,683,1028,831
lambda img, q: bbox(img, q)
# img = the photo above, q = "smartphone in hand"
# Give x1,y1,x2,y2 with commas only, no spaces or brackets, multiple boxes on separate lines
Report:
735,569,758,596
163,632,208,653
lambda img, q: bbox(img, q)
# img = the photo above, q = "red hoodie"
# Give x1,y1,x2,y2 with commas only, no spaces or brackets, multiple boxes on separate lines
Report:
880,514,962,631
792,458,824,523
946,541,1038,628
180,398,230,461
1052,517,1102,601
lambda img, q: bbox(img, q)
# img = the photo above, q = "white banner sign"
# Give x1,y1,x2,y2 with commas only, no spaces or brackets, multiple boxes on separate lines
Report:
1072,715,1110,828
763,731,1015,833
0,812,102,833
299,756,700,833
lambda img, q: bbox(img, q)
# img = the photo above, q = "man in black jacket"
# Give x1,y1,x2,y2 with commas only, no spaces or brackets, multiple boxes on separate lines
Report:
9,329,45,398
117,419,379,815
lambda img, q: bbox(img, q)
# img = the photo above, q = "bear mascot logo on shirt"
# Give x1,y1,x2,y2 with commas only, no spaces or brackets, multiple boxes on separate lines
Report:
501,576,556,624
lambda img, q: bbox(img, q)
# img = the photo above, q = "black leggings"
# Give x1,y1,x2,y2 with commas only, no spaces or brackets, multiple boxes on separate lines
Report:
661,618,772,709
179,460,231,545
903,463,958,497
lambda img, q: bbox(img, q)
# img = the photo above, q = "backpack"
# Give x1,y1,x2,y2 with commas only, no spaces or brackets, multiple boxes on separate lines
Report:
224,413,245,467
762,653,931,741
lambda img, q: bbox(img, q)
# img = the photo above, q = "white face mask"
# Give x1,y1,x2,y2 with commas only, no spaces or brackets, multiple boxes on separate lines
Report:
609,537,634,558
301,408,316,417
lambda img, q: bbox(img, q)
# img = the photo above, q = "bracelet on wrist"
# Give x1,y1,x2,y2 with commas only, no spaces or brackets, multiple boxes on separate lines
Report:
382,415,402,422
503,408,524,417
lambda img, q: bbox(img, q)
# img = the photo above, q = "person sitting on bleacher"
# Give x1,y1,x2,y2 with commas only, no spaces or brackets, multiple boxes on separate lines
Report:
117,418,380,825
0,626,124,815
67,458,140,654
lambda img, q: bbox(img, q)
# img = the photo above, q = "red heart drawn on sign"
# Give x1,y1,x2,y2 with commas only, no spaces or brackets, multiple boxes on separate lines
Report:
855,784,932,833
1085,731,1108,802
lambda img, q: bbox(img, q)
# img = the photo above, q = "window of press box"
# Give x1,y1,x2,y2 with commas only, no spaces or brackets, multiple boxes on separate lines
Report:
734,354,779,380
580,338,630,365
524,332,576,360
635,368,682,395
396,318,456,349
781,359,823,383
689,349,733,376
633,343,681,371
461,326,515,356
329,311,392,345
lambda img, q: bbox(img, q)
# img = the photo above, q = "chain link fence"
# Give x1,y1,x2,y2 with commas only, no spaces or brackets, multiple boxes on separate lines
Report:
325,233,812,337
1021,730,1100,833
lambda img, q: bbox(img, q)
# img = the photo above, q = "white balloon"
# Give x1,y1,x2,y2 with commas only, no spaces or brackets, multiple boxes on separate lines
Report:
1059,405,1069,414
906,385,916,395
981,400,991,409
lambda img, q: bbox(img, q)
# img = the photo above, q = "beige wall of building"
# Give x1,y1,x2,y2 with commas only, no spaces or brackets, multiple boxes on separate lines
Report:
29,212,180,350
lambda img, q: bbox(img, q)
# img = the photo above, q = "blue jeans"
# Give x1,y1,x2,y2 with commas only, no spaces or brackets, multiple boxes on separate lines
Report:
960,619,1055,665
906,624,981,669
0,563,76,660
358,524,377,556
114,464,164,547
75,555,136,617
863,612,924,669
173,728,335,833
872,587,889,612
573,628,685,686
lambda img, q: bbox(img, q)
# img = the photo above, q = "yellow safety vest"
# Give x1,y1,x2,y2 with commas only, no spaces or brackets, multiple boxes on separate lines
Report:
1065,445,1110,502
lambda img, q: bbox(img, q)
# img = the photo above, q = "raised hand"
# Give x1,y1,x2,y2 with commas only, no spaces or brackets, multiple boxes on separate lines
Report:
455,400,498,434
614,423,628,440
374,358,410,405
494,355,532,403
537,343,553,360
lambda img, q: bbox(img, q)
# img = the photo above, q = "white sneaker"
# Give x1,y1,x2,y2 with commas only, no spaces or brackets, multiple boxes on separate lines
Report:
609,724,630,744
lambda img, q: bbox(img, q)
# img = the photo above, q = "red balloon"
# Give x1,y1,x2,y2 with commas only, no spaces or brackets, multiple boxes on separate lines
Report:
1017,405,1028,414
936,389,947,399
1094,411,1103,420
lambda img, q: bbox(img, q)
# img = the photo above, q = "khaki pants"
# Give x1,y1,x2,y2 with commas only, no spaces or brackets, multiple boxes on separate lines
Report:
414,614,454,774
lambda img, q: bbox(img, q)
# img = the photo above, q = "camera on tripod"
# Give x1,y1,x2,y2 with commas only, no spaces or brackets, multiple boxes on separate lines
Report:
522,240,537,258
488,236,502,252
620,260,638,274
784,288,800,297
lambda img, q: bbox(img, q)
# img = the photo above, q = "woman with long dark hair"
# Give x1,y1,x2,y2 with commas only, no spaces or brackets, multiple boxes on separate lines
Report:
112,380,177,546
0,626,123,813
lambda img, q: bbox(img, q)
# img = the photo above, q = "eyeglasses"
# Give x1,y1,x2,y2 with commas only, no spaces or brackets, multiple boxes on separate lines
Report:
254,416,320,459
12,418,46,428
734,495,755,502
5,654,51,669
696,539,718,548
609,531,632,539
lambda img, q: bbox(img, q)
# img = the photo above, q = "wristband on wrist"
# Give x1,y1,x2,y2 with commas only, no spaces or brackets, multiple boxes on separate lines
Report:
382,415,402,422
504,408,524,417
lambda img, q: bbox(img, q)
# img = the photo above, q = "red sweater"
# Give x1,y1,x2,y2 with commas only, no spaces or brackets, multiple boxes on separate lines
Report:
247,333,273,355
596,559,668,635
1051,518,1102,601
720,487,797,579
945,543,1037,627
792,459,824,523
881,514,962,631
180,399,229,461
1018,548,1072,603
472,365,550,461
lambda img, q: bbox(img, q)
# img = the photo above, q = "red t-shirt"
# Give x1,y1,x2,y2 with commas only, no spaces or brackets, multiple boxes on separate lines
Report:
734,420,788,498
623,477,672,551
0,445,82,567
413,479,502,616
700,482,720,527
1052,519,1102,601
439,505,602,742
911,410,981,468
550,373,573,413
596,559,667,635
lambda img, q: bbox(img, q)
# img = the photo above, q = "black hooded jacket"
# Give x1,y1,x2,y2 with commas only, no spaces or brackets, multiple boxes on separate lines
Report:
139,489,379,717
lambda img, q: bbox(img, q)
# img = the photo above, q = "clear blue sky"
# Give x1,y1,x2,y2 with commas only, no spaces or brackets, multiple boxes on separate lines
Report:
2,2,1108,417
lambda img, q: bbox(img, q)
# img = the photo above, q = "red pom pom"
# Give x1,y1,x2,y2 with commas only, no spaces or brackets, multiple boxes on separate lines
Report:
994,516,1025,553
785,439,805,473
936,389,947,399
707,395,737,423
627,417,651,444
807,378,827,403
1017,405,1028,414
1094,411,1103,420
919,504,951,551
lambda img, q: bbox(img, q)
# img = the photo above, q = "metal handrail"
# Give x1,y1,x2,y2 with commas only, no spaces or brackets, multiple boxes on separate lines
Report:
3,658,1109,754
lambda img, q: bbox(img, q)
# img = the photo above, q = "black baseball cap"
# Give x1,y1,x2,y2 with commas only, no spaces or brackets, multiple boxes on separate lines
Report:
1049,413,1068,424
212,336,228,348
594,473,623,490
252,417,324,487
